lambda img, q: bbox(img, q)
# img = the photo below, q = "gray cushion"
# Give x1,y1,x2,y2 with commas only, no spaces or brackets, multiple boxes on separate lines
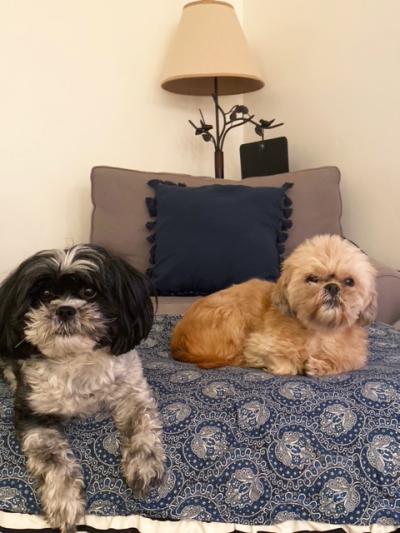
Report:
372,259,400,325
90,165,342,273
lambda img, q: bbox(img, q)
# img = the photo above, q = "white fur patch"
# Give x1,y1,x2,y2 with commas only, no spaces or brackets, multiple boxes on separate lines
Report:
37,245,100,274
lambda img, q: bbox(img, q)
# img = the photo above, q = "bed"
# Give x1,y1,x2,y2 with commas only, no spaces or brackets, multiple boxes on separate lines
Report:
0,315,399,532
1,165,399,532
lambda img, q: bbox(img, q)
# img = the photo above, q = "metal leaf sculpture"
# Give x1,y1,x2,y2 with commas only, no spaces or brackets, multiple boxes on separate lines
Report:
189,96,283,151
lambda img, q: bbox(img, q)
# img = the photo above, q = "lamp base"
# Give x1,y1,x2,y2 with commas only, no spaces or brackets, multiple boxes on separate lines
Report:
214,149,224,179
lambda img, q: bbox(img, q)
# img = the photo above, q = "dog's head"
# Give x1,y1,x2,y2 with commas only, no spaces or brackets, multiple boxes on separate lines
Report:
0,245,154,359
272,234,377,330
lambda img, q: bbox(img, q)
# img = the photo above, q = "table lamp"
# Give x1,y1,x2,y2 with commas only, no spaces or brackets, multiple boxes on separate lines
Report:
161,0,281,178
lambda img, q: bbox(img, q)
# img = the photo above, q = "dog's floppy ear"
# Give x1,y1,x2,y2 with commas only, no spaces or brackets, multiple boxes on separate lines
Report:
271,267,293,316
357,289,378,326
0,264,35,361
105,256,155,355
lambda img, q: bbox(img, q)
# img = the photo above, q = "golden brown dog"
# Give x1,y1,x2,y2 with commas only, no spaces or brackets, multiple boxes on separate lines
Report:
171,234,377,376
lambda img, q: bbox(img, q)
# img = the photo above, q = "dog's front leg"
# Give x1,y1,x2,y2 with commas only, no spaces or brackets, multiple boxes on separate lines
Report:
244,332,302,375
16,411,85,533
109,361,166,497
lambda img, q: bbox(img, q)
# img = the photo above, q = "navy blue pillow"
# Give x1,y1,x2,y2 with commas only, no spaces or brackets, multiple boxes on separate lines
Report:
145,182,293,296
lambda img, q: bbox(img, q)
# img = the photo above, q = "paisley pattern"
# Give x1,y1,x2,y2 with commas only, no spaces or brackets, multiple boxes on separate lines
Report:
0,317,400,526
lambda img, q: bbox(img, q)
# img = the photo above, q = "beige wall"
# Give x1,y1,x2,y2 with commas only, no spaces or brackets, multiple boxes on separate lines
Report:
2,0,398,276
243,0,400,268
0,0,243,277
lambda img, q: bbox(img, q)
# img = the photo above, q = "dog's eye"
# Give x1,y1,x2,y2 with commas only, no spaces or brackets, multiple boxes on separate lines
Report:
80,287,96,299
41,289,55,302
306,275,319,283
344,277,355,287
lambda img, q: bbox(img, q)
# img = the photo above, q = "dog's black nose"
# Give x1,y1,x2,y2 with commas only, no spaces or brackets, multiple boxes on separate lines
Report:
324,283,340,297
56,305,76,321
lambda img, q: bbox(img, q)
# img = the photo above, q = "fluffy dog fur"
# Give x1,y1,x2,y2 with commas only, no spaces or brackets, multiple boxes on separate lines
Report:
171,235,377,376
0,244,165,533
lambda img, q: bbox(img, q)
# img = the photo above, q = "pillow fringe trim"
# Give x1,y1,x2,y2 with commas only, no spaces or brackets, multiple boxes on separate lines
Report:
146,180,187,281
274,181,293,263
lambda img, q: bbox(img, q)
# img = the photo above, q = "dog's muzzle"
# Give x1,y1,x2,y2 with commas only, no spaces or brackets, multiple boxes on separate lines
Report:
323,283,340,308
56,305,77,322
324,283,339,297
52,302,83,336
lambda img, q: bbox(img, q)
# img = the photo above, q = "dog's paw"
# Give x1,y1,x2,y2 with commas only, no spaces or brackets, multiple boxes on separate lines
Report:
42,477,85,533
60,525,78,533
123,448,166,497
263,360,300,376
305,357,337,377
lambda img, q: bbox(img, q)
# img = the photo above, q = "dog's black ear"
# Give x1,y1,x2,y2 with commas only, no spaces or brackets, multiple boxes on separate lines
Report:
0,265,34,361
105,256,154,355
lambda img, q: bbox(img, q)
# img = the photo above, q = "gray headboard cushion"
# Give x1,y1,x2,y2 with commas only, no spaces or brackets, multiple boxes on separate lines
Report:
90,166,342,273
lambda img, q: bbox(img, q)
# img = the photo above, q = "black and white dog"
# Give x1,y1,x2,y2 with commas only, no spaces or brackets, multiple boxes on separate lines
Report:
0,244,165,533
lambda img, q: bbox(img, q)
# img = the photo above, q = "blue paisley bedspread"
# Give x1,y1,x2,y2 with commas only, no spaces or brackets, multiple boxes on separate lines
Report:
0,316,399,527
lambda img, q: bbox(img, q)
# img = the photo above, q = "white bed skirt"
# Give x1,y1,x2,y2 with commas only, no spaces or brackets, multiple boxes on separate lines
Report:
0,511,398,533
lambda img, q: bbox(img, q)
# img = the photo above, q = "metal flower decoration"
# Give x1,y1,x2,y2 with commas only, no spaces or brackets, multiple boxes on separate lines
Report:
189,95,283,152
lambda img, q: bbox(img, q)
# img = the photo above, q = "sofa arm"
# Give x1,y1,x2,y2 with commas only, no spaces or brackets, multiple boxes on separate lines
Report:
372,259,400,326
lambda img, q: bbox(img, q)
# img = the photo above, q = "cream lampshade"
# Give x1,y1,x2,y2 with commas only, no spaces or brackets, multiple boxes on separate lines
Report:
160,0,267,179
161,0,264,96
